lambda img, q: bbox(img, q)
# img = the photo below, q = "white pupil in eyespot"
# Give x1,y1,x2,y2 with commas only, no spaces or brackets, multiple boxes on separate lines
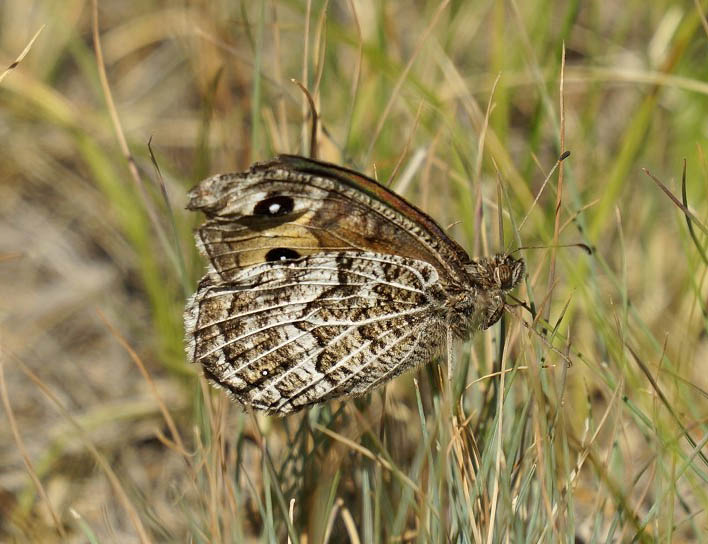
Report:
280,255,288,261
268,203,281,214
262,370,268,376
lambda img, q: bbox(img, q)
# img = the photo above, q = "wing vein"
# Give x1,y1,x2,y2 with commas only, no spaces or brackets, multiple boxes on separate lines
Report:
197,305,430,362
274,323,427,412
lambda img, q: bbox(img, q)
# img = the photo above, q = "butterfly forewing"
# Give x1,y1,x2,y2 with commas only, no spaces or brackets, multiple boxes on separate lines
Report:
187,155,472,284
185,252,447,414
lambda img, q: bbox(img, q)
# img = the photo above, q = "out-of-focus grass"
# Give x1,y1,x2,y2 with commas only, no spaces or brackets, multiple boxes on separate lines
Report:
1,1,707,542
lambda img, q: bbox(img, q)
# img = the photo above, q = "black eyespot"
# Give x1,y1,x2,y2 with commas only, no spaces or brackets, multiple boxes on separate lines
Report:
253,195,294,216
265,248,301,262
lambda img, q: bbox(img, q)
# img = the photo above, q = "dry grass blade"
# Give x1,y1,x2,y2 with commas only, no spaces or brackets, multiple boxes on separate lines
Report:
146,139,190,296
312,423,431,512
338,501,362,544
15,359,152,543
386,101,424,187
0,358,66,539
517,154,568,233
0,252,23,263
679,159,708,264
364,0,451,161
311,1,329,121
0,25,44,84
343,0,363,154
96,309,186,455
543,44,567,333
485,337,511,544
90,0,180,277
644,167,708,235
695,0,708,38
291,79,319,159
260,438,301,544
625,343,708,474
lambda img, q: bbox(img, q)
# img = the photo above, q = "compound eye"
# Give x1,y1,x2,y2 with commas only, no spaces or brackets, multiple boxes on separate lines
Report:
495,265,513,289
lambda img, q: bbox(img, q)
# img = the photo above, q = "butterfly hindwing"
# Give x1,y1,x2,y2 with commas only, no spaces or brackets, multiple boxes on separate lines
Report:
184,252,447,414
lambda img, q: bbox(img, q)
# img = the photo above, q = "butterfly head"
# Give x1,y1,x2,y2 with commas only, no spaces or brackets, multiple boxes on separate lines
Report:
467,254,524,291
491,254,525,291
463,254,525,330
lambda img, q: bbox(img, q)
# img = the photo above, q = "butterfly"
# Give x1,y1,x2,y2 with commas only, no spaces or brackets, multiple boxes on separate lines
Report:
184,154,524,415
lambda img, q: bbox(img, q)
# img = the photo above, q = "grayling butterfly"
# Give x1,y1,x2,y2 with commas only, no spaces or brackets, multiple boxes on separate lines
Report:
184,155,524,414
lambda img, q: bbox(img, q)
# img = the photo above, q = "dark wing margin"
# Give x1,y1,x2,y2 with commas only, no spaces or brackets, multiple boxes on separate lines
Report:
274,154,473,282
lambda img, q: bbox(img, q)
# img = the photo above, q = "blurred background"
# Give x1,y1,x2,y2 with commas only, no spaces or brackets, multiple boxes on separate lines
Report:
1,1,707,542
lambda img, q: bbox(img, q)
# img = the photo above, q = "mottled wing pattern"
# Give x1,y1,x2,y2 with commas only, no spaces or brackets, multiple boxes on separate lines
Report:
185,252,448,414
187,155,472,284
